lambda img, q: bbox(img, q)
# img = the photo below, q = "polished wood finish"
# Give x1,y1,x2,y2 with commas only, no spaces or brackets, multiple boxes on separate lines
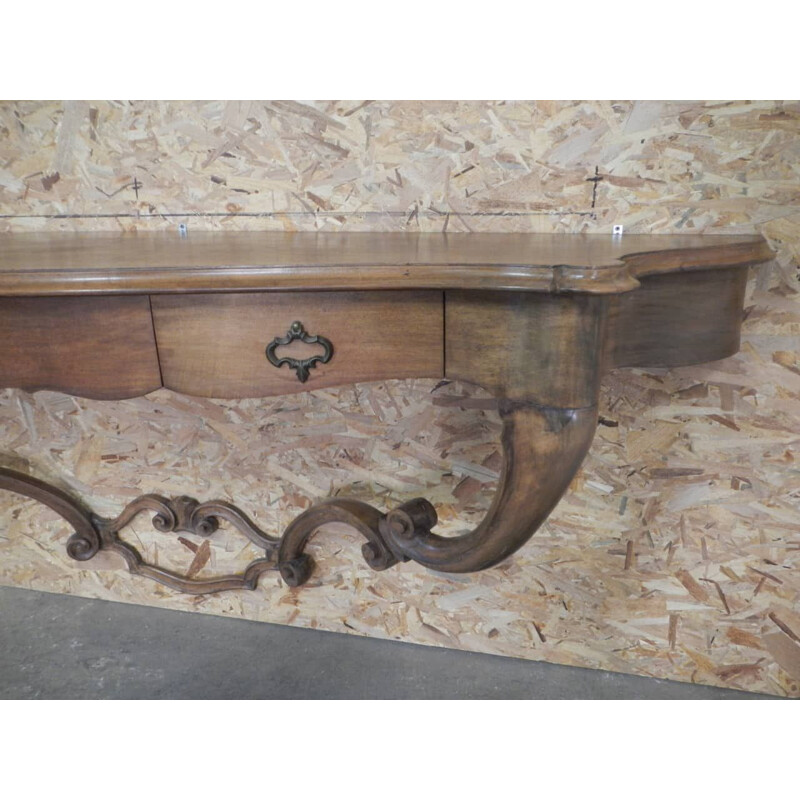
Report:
0,467,100,562
151,290,443,398
0,232,775,590
0,468,277,594
378,405,598,573
276,402,596,578
278,498,398,586
445,291,605,407
0,232,771,296
605,267,749,369
0,295,161,399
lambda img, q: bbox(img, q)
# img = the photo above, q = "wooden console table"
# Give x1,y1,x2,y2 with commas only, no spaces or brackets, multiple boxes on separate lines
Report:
0,232,773,592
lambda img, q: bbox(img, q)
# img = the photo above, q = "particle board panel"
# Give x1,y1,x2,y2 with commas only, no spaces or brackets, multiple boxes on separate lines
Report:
1,100,798,236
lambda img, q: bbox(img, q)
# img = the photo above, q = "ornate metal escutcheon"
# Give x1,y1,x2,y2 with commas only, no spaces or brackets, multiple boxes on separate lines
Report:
265,321,333,383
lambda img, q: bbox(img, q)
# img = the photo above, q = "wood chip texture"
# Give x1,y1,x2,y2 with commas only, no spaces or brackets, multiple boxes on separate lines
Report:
1,101,799,697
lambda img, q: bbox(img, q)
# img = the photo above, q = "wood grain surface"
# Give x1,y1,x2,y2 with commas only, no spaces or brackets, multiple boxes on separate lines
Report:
0,296,161,399
151,290,444,397
445,290,606,407
0,232,772,296
605,268,749,369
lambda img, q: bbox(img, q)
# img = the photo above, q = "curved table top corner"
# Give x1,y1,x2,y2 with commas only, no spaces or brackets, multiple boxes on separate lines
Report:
0,230,772,295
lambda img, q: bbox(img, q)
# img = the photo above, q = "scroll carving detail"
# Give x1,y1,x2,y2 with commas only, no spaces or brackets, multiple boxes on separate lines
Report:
0,402,597,592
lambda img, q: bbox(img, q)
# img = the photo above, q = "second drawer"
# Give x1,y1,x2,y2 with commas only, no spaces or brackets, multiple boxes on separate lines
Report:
151,290,444,398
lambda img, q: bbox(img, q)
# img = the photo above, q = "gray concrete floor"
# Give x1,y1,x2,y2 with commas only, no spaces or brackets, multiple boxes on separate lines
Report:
0,585,774,699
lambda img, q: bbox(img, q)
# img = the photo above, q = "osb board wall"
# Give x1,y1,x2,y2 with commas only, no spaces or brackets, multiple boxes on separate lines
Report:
0,100,798,697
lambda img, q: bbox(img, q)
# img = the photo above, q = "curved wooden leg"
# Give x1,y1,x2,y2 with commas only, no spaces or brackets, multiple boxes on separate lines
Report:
277,402,598,584
0,467,101,561
379,403,597,572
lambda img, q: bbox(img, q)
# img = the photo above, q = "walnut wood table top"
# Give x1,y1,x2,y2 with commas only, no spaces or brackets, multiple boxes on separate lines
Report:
0,231,771,295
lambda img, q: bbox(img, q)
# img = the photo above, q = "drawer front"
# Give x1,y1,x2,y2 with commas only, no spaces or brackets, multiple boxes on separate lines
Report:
151,291,444,398
0,296,162,399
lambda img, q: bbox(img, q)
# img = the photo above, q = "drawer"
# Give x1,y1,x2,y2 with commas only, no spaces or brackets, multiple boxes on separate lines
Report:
151,290,444,398
0,296,162,399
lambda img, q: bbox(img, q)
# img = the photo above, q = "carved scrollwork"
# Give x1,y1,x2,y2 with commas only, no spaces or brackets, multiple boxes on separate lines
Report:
97,494,278,549
0,403,597,592
0,466,438,592
275,497,439,586
277,497,413,586
0,467,102,561
90,494,281,594
276,405,598,584
0,467,280,595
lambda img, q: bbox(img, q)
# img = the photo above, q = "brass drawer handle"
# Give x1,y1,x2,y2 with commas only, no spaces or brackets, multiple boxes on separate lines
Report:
265,321,333,383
